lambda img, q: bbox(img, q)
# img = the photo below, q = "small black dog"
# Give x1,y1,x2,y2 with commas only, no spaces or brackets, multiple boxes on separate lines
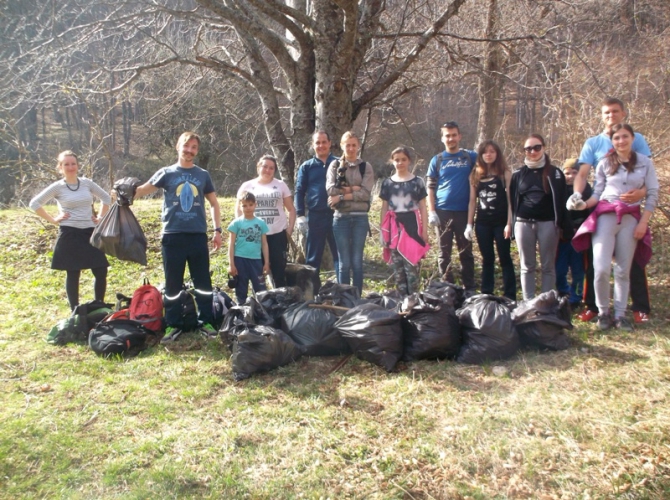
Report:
336,164,349,188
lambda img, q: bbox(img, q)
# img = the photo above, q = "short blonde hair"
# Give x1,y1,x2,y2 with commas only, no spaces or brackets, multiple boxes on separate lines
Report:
176,131,201,149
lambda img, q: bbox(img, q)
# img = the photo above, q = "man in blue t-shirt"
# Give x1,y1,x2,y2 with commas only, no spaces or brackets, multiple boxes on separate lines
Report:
134,131,223,341
426,122,477,292
568,97,652,324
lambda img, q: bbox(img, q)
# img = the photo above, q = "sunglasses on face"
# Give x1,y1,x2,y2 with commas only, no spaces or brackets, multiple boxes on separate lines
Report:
524,144,543,153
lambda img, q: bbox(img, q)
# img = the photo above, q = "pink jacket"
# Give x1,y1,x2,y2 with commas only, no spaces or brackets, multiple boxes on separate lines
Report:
381,210,430,266
572,200,652,267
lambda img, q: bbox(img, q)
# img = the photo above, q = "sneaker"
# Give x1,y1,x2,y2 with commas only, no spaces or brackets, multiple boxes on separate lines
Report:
161,326,183,344
633,311,650,324
614,317,634,332
577,309,598,323
199,323,218,339
597,314,612,331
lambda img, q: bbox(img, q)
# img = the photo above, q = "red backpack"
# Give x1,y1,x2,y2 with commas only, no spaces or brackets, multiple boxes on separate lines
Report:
129,278,164,332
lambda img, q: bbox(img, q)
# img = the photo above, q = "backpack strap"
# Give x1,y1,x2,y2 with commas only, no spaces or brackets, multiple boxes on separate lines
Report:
459,149,475,170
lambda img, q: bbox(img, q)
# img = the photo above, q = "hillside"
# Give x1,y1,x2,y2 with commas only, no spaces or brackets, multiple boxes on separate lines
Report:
0,199,669,498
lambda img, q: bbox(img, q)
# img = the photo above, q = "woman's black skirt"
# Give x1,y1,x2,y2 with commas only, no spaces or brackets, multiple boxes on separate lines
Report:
52,226,109,271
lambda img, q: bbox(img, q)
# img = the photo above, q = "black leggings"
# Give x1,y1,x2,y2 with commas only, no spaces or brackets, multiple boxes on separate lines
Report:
65,267,108,310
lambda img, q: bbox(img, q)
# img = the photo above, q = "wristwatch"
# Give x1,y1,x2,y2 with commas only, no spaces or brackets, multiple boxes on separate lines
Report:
214,227,222,233
339,194,344,202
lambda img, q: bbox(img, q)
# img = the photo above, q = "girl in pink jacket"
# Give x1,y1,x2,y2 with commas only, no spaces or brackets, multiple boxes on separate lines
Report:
380,147,430,295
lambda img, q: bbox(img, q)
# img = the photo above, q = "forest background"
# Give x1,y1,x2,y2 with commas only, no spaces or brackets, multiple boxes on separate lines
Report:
2,2,670,498
1,0,669,207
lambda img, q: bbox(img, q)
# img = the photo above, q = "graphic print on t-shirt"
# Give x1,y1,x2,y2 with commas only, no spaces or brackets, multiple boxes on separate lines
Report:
253,186,282,226
239,223,264,243
176,181,199,212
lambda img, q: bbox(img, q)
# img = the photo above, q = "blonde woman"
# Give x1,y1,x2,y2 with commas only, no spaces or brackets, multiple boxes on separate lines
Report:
325,131,374,294
30,151,111,310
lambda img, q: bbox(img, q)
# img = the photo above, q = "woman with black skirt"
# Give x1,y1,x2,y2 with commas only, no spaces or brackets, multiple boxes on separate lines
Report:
30,151,111,310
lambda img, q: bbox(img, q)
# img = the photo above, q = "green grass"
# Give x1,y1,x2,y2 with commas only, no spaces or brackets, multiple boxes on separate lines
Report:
1,199,670,498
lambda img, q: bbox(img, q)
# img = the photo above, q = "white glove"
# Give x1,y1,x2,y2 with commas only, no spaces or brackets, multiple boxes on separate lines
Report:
464,224,473,241
566,192,587,211
428,211,440,227
296,216,308,235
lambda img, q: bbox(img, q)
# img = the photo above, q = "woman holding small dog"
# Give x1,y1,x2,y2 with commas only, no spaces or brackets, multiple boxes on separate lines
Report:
326,131,375,294
237,155,296,287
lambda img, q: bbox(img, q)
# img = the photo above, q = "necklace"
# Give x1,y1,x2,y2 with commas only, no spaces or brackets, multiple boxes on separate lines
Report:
65,178,80,192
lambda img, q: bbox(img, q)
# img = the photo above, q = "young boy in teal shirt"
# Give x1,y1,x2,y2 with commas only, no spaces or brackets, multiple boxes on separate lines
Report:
228,191,270,304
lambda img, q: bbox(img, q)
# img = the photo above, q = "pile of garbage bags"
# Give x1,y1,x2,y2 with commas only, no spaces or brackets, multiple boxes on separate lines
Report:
218,282,573,380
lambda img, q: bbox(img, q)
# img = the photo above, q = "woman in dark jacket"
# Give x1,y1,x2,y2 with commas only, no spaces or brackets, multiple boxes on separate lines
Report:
510,134,567,300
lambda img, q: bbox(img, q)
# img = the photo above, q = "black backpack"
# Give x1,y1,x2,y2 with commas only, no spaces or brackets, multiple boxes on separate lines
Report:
89,319,153,356
176,286,199,331
47,300,114,345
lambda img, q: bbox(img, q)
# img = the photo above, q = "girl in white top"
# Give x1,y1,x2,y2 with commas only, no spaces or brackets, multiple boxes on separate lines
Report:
30,151,111,310
237,155,296,286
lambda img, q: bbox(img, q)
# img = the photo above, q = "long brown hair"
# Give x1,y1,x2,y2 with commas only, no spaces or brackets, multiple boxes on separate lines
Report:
606,123,637,175
525,133,553,193
470,140,508,186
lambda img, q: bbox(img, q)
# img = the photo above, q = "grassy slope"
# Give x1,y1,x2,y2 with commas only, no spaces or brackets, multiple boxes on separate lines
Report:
0,199,669,499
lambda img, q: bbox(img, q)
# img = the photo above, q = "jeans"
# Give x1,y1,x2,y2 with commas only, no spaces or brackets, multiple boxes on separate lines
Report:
234,256,266,305
475,222,516,300
333,214,369,294
583,246,650,314
162,232,213,327
435,209,475,290
306,210,338,273
592,213,637,319
555,240,585,305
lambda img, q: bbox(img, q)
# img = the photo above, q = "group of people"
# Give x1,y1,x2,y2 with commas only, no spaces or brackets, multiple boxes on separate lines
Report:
30,97,658,344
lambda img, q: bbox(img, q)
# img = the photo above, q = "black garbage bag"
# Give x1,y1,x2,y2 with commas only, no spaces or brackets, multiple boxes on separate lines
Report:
456,295,519,364
113,177,142,206
334,303,403,372
400,293,461,361
425,280,465,309
280,302,350,356
90,202,147,266
316,281,360,308
512,290,572,351
256,287,305,328
231,324,305,381
364,290,403,310
219,296,273,346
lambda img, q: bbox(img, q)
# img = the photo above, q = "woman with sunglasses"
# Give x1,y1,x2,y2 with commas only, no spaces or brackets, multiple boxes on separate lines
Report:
510,134,568,300
237,155,296,287
571,123,658,331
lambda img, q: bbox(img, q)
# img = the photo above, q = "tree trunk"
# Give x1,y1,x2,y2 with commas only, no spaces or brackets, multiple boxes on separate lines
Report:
475,0,502,147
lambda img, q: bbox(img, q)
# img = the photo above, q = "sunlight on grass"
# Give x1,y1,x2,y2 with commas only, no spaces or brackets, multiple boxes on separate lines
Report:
1,203,670,498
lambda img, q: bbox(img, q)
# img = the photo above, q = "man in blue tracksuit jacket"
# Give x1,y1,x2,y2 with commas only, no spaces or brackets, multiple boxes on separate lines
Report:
294,130,339,276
